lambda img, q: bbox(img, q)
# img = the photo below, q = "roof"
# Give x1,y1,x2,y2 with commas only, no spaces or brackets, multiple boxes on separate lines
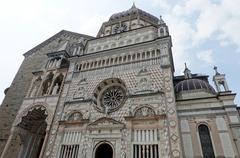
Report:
109,4,159,23
175,78,216,94
23,30,94,57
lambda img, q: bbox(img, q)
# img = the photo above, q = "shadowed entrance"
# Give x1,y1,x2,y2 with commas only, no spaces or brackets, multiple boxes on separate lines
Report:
95,143,113,158
17,106,48,158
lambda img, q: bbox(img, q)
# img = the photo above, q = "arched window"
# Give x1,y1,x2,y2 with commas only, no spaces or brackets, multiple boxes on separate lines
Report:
79,64,82,71
132,54,136,61
198,124,215,158
41,72,54,95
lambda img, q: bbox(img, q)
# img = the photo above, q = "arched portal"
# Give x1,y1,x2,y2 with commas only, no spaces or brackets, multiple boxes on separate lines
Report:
95,143,113,158
17,106,48,158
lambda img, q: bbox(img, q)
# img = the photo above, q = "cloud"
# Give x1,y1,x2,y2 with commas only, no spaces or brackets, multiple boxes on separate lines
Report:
218,17,240,51
164,15,195,74
148,0,240,74
197,49,215,64
171,0,240,48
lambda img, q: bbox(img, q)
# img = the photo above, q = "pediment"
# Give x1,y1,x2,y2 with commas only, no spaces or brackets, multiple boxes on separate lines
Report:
87,117,125,129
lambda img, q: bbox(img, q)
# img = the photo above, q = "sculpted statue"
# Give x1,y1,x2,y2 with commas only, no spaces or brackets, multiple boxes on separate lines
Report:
52,83,59,95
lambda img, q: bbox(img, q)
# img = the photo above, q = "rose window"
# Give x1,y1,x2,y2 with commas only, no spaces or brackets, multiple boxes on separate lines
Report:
93,78,127,113
101,86,125,110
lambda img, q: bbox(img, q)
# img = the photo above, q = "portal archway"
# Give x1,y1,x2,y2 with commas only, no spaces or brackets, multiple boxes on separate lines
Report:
16,106,48,158
95,143,113,158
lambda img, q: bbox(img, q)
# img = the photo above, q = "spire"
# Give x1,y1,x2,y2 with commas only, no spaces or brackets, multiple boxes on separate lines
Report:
213,66,220,75
184,63,192,79
131,2,136,9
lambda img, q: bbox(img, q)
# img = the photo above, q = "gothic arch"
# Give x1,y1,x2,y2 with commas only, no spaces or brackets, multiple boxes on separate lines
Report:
13,103,49,158
14,102,51,127
41,72,54,95
51,73,64,95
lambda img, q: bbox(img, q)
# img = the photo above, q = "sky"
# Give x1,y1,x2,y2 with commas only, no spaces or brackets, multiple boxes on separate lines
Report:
0,0,239,105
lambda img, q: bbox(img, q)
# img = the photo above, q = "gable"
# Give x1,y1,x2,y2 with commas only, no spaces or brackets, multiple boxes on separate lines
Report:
23,30,94,58
87,117,125,129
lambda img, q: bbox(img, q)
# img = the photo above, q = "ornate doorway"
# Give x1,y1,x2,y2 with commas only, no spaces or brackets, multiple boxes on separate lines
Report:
95,143,113,158
17,106,48,158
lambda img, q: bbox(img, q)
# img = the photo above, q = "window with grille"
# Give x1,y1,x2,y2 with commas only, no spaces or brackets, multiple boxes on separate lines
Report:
59,145,79,158
58,131,81,158
198,125,215,158
133,144,159,158
132,129,159,158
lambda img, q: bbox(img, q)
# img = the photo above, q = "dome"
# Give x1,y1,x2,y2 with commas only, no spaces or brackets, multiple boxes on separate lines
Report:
175,79,216,94
109,4,159,24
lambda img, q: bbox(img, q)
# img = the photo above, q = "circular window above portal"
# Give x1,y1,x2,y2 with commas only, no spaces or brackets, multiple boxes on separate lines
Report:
93,78,127,114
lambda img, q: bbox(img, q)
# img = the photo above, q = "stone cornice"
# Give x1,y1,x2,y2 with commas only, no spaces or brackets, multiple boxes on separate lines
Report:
70,35,171,59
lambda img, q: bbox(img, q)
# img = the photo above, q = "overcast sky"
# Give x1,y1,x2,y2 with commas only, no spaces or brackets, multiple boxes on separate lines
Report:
0,0,239,105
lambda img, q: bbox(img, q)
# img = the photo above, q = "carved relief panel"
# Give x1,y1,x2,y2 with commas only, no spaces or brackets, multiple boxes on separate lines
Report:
133,67,157,94
73,78,88,100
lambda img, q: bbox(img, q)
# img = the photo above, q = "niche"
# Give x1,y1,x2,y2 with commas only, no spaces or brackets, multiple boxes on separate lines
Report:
41,72,54,96
51,73,64,95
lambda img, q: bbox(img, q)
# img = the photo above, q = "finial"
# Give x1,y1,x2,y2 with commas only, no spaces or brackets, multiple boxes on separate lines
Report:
159,15,165,24
214,66,220,75
131,2,136,9
184,63,192,79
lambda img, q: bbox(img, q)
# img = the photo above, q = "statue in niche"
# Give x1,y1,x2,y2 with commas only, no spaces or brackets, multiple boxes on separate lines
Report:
134,67,156,94
52,83,59,95
73,87,85,99
135,77,155,93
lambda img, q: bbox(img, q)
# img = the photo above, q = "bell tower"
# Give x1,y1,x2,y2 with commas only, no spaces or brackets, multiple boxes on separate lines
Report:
213,66,230,92
158,16,169,37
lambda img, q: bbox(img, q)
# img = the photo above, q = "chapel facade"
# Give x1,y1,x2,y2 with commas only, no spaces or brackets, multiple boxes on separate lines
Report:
0,5,240,158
